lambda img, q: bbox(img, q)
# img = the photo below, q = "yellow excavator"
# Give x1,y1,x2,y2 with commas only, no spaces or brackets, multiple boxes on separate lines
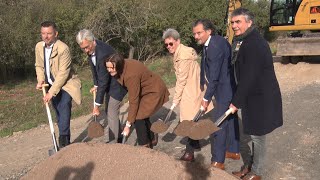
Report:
225,0,320,64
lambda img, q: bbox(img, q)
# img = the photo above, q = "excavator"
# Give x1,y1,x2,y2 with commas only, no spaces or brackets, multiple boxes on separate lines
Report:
225,0,320,64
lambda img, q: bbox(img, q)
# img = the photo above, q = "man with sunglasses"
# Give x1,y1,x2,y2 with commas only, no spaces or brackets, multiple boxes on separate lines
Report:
192,19,240,170
162,28,213,161
76,29,127,143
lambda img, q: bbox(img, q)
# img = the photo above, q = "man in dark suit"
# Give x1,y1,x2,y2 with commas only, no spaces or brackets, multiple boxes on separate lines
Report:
229,8,283,180
76,29,127,143
182,19,240,170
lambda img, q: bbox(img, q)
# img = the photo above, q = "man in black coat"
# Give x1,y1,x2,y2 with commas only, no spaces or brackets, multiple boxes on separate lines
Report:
229,8,283,180
76,29,127,143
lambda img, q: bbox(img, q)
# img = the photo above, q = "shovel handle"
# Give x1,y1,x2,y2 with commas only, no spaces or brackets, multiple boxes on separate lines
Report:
41,84,59,153
93,90,96,108
215,108,233,126
163,108,173,124
193,108,204,122
122,135,127,144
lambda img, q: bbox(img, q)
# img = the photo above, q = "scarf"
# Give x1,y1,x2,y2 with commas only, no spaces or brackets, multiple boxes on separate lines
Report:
231,26,255,65
231,26,254,84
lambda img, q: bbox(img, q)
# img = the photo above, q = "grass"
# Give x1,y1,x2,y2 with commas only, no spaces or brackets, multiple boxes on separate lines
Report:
0,57,176,137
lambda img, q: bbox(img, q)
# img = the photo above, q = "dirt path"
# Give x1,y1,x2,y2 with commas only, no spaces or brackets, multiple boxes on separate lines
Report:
1,62,320,179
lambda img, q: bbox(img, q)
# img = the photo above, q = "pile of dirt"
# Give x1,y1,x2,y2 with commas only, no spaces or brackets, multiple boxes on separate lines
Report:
274,62,320,94
21,143,236,180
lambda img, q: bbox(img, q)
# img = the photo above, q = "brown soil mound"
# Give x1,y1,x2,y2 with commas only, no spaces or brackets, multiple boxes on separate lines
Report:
150,120,169,133
22,143,236,180
189,120,220,140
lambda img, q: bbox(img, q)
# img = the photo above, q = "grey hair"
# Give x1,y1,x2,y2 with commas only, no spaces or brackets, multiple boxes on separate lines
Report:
231,8,255,24
162,28,180,40
76,29,95,45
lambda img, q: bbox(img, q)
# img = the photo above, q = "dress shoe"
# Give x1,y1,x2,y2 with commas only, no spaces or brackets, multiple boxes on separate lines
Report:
225,151,240,160
242,173,261,180
211,161,225,170
179,152,195,162
232,165,251,178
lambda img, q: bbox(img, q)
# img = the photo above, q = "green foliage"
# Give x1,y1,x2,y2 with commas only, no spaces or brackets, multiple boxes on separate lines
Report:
0,0,273,83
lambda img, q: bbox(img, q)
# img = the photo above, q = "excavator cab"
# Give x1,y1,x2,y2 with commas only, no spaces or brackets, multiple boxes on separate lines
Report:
269,0,320,63
270,0,320,31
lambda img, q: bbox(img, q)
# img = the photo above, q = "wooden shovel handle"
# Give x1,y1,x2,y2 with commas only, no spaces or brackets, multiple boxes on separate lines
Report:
41,84,49,98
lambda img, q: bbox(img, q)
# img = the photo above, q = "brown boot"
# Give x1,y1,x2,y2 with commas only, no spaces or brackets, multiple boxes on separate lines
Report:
242,173,261,180
211,161,225,170
232,165,251,178
225,151,240,160
179,152,195,162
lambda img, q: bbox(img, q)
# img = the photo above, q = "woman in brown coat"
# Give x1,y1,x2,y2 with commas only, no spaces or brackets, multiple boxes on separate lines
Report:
105,53,170,148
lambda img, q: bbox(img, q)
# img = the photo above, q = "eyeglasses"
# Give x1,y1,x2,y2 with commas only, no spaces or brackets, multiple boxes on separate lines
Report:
164,42,174,47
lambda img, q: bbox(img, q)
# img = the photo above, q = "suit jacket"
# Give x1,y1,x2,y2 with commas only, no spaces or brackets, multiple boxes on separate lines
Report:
231,29,283,136
89,40,127,104
172,44,213,121
117,59,170,123
201,35,234,105
35,40,81,105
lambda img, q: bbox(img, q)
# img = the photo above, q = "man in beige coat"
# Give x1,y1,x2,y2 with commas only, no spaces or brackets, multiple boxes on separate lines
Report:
35,21,81,148
162,28,212,161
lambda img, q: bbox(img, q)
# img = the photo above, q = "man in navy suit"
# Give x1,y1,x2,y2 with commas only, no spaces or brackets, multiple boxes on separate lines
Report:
76,29,127,143
188,19,240,170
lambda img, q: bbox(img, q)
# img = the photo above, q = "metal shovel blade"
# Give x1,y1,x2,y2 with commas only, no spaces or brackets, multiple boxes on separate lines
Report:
173,108,203,137
150,109,173,133
188,108,233,140
188,119,220,140
173,121,195,137
87,116,104,138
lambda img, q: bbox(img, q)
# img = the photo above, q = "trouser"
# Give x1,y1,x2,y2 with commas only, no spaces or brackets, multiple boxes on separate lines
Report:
186,138,200,153
134,118,154,146
250,135,266,176
210,102,240,163
105,95,122,142
51,89,72,137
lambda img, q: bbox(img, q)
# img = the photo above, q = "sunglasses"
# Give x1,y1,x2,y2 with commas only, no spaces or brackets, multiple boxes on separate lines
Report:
164,42,174,47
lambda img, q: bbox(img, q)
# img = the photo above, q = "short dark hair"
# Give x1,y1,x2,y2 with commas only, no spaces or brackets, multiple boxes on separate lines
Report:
231,8,255,24
192,19,215,35
104,53,125,79
41,21,57,31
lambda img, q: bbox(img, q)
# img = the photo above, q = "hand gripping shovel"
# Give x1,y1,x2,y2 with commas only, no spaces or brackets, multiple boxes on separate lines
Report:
173,107,204,137
42,84,59,156
188,108,233,140
87,91,104,138
150,108,174,133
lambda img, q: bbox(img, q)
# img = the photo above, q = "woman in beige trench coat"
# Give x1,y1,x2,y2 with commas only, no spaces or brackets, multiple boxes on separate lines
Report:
163,28,213,161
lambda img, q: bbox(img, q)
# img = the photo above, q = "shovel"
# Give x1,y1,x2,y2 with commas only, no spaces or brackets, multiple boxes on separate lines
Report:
188,108,233,140
150,108,174,133
41,84,59,156
173,107,204,137
87,91,104,138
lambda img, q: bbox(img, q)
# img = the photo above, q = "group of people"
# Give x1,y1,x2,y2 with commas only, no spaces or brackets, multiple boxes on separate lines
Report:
35,8,282,180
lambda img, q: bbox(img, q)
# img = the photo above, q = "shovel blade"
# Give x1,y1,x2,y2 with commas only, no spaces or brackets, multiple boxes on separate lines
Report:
87,121,104,138
173,120,195,137
188,119,220,140
151,119,170,133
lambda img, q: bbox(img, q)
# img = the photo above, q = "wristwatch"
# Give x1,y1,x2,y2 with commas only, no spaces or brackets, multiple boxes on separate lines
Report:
126,122,131,127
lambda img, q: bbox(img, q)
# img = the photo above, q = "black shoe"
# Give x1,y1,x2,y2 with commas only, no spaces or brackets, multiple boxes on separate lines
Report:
59,135,70,148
